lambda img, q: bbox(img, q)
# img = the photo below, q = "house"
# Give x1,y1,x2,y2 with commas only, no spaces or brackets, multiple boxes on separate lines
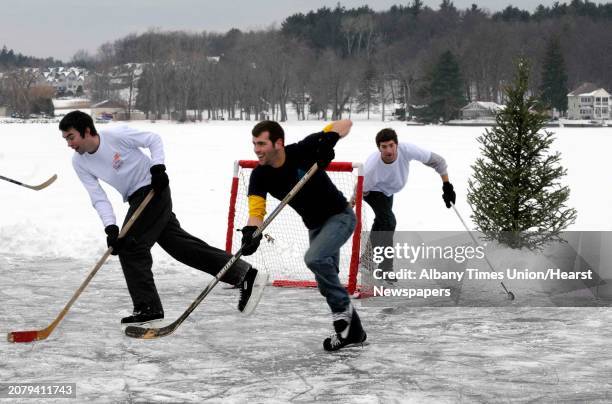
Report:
0,106,7,117
460,101,504,120
567,83,610,120
35,67,87,96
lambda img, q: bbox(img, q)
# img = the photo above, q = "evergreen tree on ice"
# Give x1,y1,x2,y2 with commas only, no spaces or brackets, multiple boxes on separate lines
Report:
467,59,577,250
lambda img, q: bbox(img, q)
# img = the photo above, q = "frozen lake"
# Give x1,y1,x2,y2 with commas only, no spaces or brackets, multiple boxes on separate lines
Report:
1,121,611,402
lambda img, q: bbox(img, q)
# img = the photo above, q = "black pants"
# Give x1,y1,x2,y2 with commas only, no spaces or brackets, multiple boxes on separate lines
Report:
119,185,251,312
364,191,396,271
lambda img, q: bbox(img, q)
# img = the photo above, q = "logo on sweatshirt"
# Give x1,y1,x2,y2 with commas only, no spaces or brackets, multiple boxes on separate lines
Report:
112,152,123,170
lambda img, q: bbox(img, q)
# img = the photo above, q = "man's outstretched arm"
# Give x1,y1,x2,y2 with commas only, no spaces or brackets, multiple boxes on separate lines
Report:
423,152,448,179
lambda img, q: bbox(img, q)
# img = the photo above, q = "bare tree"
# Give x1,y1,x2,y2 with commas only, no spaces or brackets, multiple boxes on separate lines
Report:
341,14,378,58
3,69,39,116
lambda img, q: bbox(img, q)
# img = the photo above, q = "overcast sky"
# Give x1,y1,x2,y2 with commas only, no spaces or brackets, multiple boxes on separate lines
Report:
1,0,566,61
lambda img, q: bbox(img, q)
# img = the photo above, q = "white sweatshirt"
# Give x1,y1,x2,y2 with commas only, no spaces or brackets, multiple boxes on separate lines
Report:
72,125,165,227
363,142,431,197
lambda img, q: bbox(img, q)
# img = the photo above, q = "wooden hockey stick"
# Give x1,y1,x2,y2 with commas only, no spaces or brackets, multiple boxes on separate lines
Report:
125,163,321,339
0,174,57,190
7,190,155,343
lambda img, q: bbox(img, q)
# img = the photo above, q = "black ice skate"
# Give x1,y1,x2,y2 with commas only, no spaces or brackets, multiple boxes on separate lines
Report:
238,267,269,315
323,305,367,351
121,307,164,325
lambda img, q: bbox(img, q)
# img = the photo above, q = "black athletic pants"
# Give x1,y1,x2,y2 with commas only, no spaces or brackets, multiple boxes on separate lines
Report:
118,185,251,312
364,191,396,271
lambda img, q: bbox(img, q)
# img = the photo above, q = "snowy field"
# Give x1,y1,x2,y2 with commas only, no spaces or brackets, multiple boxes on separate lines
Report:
1,121,612,402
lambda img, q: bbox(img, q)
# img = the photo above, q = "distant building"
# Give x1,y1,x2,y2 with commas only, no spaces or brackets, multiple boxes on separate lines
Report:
0,106,7,117
567,83,610,120
30,66,87,96
91,99,126,120
460,101,504,120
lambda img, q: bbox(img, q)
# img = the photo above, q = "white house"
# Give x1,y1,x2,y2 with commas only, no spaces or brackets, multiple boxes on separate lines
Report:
567,83,610,120
460,101,504,120
35,67,87,96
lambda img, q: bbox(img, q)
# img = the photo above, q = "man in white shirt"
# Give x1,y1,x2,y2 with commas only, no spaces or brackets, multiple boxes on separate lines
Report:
59,111,268,325
363,128,456,274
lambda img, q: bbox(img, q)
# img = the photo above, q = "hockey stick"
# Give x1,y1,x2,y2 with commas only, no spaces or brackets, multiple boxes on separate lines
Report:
451,203,515,300
0,174,57,190
7,190,155,343
125,163,321,339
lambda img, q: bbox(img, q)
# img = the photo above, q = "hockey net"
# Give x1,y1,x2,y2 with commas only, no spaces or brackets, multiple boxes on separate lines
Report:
226,160,364,294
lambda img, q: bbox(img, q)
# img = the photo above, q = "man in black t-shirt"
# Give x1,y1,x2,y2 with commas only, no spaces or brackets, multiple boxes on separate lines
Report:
240,120,367,351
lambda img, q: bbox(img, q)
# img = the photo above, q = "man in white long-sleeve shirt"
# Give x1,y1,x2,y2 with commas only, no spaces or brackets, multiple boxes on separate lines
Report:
60,111,268,325
363,128,456,274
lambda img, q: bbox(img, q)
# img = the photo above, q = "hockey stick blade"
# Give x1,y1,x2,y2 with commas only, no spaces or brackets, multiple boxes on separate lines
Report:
27,174,58,190
7,330,44,343
125,163,321,340
0,174,57,190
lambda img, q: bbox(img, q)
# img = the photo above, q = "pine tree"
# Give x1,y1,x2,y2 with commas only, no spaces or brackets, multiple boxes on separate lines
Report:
409,0,423,16
416,50,465,123
467,59,576,250
540,36,568,114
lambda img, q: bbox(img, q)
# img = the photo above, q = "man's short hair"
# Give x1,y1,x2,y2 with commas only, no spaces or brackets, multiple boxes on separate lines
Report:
252,120,284,144
59,110,98,138
375,128,398,147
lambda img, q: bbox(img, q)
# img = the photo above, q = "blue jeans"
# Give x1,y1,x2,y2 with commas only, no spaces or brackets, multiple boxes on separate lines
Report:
304,206,356,313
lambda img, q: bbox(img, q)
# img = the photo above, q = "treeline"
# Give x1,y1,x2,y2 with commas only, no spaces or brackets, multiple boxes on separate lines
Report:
0,46,61,69
8,0,612,122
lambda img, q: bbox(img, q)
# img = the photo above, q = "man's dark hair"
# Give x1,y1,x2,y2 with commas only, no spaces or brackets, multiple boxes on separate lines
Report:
375,128,398,147
59,110,98,138
252,120,284,144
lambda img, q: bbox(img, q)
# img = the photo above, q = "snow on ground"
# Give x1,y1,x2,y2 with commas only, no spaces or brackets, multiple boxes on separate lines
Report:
1,121,612,402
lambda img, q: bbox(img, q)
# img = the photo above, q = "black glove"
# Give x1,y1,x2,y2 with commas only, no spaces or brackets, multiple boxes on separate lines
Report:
442,182,456,208
315,132,340,168
105,224,122,256
150,164,169,195
240,225,262,256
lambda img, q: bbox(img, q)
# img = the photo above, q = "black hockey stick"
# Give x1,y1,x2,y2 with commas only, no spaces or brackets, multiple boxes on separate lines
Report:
0,174,57,190
451,203,515,300
125,163,321,339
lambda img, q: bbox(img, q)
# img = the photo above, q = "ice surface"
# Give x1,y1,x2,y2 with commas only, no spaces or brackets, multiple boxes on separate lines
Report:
2,257,612,402
1,121,611,402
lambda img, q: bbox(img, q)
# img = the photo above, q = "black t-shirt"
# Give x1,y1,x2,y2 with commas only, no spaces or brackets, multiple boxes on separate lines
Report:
248,132,348,229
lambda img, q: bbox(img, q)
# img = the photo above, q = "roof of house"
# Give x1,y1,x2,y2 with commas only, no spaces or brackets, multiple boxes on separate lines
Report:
461,101,504,111
568,82,605,96
91,99,126,109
